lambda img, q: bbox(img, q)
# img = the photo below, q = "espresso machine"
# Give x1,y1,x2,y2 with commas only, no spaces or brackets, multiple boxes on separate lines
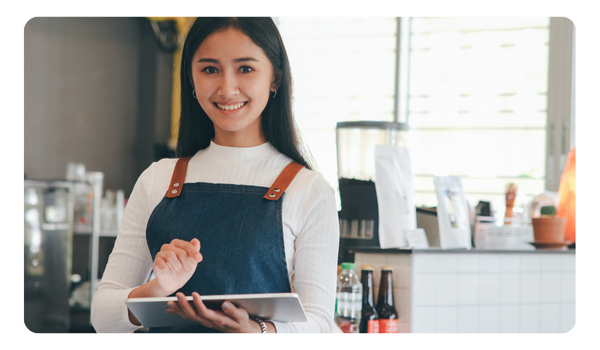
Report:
336,121,409,262
24,179,74,332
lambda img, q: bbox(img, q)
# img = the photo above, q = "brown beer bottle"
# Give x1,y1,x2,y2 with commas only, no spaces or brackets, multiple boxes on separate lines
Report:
376,266,399,333
359,265,379,333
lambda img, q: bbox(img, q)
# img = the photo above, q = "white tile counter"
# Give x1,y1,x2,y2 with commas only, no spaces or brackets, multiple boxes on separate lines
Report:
350,248,575,333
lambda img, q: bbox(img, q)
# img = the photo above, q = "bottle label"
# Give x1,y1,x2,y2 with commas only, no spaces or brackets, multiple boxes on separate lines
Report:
379,319,399,333
367,320,380,333
337,317,358,333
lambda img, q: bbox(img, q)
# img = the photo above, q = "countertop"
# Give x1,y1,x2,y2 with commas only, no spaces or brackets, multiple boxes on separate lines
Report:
347,247,575,254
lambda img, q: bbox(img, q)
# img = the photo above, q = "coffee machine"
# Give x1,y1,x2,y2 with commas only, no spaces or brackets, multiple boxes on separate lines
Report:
24,179,74,332
336,121,409,262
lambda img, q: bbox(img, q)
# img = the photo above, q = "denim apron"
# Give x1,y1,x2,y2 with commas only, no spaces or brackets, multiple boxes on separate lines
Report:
145,156,304,333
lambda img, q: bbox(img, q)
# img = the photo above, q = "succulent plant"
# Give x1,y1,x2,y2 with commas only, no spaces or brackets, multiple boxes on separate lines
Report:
540,205,557,216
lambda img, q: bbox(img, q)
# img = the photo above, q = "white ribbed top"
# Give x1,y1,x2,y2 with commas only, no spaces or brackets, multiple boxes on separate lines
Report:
90,141,340,333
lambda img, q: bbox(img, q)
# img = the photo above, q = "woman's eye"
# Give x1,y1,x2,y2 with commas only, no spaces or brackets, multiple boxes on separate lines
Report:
240,66,253,74
203,66,218,74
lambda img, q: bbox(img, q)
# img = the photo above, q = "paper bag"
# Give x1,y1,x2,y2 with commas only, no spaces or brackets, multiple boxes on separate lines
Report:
433,176,472,250
374,145,416,248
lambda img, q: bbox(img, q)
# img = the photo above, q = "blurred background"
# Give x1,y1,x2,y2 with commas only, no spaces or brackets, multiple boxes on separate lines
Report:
23,17,575,332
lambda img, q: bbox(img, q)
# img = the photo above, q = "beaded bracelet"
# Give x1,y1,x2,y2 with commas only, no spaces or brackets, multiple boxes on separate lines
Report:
250,317,268,334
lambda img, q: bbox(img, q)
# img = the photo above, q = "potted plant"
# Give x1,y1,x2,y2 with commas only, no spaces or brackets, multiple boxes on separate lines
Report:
531,205,567,243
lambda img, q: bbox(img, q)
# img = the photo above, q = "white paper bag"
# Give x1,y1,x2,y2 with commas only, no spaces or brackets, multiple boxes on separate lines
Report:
374,145,416,248
404,228,430,249
433,176,472,250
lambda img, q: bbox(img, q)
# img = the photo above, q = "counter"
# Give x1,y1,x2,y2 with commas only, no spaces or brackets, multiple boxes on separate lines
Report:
349,247,575,333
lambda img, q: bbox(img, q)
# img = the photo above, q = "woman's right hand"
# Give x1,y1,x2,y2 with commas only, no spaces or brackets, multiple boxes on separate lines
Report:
127,238,202,325
152,238,203,296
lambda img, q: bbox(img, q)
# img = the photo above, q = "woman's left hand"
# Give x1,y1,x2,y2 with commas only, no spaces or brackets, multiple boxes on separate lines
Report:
166,292,262,333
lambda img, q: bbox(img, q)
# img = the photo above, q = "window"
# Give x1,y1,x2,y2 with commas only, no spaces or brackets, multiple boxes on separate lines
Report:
277,17,574,217
407,17,551,214
277,17,397,209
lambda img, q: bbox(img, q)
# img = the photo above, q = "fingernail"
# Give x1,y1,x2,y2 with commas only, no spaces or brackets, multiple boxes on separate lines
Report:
222,302,231,311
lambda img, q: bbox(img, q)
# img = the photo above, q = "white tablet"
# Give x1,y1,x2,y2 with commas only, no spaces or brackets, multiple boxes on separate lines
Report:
126,293,306,328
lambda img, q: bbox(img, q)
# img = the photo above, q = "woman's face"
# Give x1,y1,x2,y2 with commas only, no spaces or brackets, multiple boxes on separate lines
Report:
191,28,278,147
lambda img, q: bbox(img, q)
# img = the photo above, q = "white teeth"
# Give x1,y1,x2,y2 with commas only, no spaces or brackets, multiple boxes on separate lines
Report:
217,102,245,110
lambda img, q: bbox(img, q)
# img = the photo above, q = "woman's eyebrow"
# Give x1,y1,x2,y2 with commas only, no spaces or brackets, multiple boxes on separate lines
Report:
197,58,219,63
233,57,258,63
197,57,259,64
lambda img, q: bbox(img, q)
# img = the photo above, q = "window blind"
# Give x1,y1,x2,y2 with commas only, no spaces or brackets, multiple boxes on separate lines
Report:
278,17,553,216
407,17,550,215
277,17,398,209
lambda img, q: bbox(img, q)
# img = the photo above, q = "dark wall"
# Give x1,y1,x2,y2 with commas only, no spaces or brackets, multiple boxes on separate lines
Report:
24,17,173,196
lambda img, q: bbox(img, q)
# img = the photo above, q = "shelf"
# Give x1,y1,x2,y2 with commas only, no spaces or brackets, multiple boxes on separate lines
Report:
74,230,118,237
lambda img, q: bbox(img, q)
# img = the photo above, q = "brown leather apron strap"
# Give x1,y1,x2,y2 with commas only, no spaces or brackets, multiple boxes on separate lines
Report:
166,156,192,198
264,161,305,201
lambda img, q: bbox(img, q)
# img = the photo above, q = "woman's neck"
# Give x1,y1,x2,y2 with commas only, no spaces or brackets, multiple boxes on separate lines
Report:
212,128,266,148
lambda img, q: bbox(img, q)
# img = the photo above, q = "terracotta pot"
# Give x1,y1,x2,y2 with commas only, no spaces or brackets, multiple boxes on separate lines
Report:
532,217,566,243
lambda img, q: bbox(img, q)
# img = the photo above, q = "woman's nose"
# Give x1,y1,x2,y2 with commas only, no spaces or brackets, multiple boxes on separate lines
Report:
217,71,239,98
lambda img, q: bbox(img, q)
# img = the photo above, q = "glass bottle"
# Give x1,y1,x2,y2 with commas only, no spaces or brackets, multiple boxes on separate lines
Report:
335,262,362,333
358,265,379,333
376,266,399,333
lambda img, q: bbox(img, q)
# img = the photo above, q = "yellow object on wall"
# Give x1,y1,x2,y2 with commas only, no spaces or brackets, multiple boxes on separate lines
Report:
147,17,196,149
169,43,183,149
170,18,195,149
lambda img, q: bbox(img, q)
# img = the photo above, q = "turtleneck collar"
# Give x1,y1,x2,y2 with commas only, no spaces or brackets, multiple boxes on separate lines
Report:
199,140,280,162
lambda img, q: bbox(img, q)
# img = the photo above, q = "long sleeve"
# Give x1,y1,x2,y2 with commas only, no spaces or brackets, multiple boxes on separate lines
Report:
272,172,340,333
90,162,162,333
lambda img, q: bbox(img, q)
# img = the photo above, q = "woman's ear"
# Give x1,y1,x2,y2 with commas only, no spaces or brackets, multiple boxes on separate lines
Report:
271,70,283,91
189,76,196,91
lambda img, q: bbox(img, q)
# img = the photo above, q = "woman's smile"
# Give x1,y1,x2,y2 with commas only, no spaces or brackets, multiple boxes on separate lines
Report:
214,101,248,112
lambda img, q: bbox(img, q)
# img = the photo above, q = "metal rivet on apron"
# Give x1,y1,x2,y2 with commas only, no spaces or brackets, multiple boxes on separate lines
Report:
171,189,178,194
273,188,280,192
174,183,180,187
268,193,276,198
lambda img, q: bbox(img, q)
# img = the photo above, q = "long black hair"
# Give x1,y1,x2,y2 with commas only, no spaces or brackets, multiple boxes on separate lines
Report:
176,17,315,171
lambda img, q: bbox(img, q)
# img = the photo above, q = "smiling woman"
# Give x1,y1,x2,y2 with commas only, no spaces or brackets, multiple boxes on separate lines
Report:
176,18,314,170
90,17,339,334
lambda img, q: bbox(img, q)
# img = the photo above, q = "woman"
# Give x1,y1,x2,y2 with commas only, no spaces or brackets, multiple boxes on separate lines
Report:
90,17,339,333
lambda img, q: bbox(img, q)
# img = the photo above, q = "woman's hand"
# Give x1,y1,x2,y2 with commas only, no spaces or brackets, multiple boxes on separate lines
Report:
127,238,202,325
166,292,267,333
152,238,203,296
